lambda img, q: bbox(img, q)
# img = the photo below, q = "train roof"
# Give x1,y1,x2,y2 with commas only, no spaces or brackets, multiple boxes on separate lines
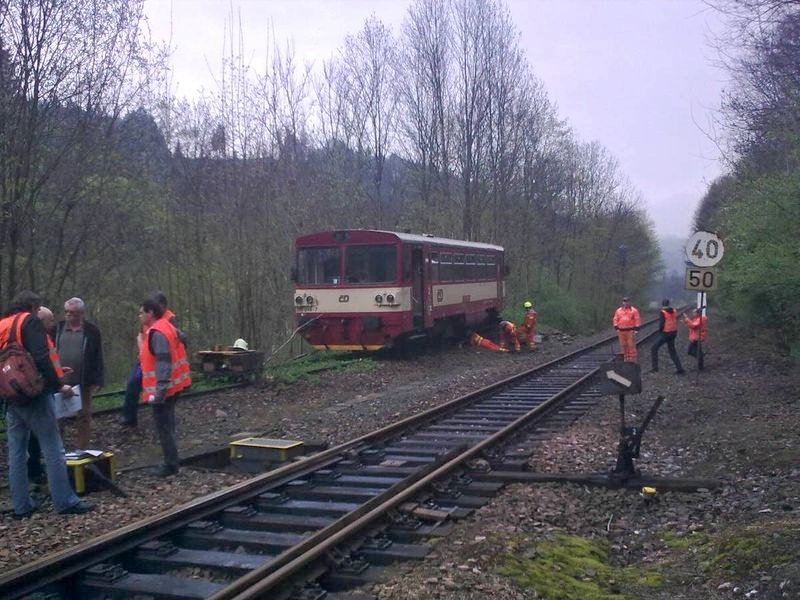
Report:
296,229,504,252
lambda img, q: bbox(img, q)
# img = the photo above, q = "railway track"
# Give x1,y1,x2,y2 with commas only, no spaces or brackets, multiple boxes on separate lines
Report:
0,322,661,600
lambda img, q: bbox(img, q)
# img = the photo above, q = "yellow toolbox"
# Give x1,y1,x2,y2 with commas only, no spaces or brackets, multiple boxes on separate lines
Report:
229,438,304,472
65,452,116,494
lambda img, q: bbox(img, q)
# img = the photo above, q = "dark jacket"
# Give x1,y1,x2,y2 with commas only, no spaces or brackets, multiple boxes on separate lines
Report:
54,319,104,388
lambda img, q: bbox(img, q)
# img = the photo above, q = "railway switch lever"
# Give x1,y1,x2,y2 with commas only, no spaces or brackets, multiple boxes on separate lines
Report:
612,394,665,482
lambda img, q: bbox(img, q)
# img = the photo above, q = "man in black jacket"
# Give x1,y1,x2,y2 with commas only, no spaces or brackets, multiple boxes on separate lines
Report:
650,298,685,375
54,297,104,448
1,290,94,516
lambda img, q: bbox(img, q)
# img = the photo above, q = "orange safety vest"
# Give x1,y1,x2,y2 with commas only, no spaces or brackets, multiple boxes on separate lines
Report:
140,317,191,403
661,308,678,333
0,312,62,381
0,312,28,349
47,337,64,379
519,310,537,333
613,306,641,330
684,315,707,342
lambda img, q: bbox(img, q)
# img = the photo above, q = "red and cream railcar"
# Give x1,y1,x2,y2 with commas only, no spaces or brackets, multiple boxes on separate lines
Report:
293,229,506,350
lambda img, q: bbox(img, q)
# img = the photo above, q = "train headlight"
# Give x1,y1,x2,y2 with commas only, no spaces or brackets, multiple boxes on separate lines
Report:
295,296,304,306
374,294,384,304
386,293,395,304
306,296,314,305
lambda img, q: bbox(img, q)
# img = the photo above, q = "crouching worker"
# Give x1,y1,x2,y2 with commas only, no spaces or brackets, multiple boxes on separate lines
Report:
499,320,521,352
138,297,192,477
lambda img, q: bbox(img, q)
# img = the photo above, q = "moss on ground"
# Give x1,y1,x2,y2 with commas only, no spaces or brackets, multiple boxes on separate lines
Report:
706,522,799,578
497,533,662,599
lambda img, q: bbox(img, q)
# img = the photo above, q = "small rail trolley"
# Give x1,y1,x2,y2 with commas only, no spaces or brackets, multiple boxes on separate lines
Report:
293,229,506,350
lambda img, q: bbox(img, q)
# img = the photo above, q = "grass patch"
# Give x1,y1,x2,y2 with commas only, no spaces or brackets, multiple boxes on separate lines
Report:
659,529,712,550
498,533,662,599
265,351,378,385
705,523,800,578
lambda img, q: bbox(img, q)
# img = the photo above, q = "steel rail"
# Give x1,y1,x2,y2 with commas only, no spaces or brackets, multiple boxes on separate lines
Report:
217,364,603,599
0,321,658,599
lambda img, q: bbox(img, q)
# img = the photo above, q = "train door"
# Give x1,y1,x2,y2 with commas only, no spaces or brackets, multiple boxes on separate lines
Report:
411,246,424,329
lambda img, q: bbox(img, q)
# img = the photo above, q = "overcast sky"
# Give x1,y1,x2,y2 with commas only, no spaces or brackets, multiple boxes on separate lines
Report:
143,0,729,240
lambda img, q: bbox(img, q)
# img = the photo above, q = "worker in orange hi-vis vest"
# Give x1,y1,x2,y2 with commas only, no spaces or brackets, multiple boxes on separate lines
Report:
682,307,708,370
517,300,538,351
650,298,685,375
612,296,641,362
498,320,521,352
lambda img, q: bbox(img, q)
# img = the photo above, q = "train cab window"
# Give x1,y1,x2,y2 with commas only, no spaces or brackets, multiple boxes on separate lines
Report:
296,247,341,284
345,244,397,283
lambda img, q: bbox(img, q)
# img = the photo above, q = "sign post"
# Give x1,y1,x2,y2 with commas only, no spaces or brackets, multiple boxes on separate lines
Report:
684,231,724,372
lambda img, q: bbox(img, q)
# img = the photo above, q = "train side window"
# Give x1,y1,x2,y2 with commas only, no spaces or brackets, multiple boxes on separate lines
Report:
440,253,452,281
453,253,466,281
487,255,498,278
466,254,476,281
430,252,439,281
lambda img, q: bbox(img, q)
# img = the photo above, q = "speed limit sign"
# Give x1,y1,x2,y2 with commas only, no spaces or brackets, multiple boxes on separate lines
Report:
685,231,724,267
685,267,717,291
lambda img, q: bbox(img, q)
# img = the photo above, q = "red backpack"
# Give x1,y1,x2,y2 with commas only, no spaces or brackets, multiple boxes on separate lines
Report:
0,314,45,403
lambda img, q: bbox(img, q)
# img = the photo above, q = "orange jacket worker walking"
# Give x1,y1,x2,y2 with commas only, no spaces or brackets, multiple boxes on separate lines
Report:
612,296,641,362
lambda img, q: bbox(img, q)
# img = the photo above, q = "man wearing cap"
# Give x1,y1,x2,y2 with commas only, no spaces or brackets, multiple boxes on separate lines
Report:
612,296,641,362
651,298,685,375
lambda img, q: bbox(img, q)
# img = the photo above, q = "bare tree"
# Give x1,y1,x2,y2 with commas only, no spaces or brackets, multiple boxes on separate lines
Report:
337,16,401,227
399,0,455,232
0,0,162,302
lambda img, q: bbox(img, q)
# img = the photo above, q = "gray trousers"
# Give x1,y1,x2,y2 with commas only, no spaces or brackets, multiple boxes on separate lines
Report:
152,394,180,469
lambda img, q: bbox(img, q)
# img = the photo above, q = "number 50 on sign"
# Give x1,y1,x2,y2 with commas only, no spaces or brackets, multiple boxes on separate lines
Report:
685,267,717,291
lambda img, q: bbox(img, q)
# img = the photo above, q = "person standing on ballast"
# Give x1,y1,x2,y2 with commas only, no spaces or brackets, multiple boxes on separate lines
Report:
650,298,685,375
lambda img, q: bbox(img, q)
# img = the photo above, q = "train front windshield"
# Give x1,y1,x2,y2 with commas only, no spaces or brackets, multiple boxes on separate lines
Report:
296,244,397,285
296,247,341,284
345,245,396,283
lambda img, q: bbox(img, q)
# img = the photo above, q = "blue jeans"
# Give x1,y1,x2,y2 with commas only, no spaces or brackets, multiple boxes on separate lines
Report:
6,393,81,514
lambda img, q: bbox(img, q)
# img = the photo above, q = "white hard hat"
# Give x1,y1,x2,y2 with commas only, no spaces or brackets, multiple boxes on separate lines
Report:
232,338,249,350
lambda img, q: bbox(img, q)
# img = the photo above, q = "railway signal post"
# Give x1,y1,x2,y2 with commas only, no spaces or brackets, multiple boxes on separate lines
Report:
684,231,724,374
